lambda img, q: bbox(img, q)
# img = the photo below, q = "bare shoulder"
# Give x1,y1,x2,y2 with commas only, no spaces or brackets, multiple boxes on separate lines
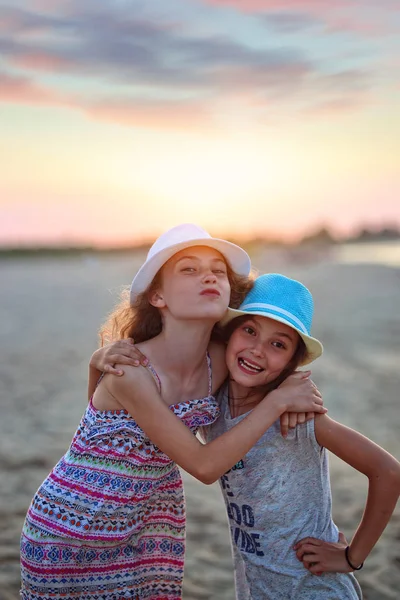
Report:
314,413,400,476
104,363,157,398
207,341,228,391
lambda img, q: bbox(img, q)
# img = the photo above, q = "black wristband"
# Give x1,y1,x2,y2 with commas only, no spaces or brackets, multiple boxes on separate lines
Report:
345,546,363,571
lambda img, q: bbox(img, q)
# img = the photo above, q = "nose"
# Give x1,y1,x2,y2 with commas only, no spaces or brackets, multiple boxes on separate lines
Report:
202,270,217,284
251,341,265,358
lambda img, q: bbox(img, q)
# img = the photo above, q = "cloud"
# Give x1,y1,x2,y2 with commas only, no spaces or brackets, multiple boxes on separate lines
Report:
0,5,316,90
204,0,398,37
202,0,398,12
0,1,380,127
0,70,214,129
85,98,213,130
304,96,370,117
0,71,63,104
261,12,322,32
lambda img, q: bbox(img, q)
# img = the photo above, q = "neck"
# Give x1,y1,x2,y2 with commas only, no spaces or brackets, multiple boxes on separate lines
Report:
146,318,215,375
228,379,266,418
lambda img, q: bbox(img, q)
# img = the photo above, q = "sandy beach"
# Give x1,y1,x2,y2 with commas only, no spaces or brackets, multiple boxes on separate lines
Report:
0,248,399,599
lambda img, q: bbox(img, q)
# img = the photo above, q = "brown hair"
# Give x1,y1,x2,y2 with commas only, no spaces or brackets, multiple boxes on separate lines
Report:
219,314,309,396
99,262,255,346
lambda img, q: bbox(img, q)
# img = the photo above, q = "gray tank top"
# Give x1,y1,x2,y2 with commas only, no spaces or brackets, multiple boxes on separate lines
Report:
202,383,363,599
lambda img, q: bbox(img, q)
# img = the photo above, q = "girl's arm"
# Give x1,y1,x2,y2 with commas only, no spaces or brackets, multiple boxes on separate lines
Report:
89,341,314,432
102,366,326,485
294,414,400,574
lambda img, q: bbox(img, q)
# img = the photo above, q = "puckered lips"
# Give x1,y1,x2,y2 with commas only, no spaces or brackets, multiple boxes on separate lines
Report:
200,287,221,298
237,356,264,375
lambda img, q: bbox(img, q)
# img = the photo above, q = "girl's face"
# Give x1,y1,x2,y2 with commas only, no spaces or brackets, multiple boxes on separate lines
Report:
151,246,231,322
226,315,300,388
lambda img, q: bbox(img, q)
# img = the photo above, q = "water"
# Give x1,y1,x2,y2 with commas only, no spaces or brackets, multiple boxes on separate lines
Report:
335,241,400,268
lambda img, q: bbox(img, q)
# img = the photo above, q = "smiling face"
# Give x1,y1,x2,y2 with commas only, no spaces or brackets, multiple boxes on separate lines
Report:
150,245,231,323
225,315,300,389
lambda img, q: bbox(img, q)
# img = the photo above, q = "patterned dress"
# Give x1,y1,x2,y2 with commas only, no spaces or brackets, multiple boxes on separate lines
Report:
20,355,219,600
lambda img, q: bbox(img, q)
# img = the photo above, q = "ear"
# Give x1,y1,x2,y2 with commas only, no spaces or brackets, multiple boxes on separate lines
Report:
148,289,166,308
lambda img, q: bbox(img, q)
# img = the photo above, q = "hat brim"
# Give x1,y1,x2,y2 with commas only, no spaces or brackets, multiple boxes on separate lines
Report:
130,237,251,304
220,307,323,366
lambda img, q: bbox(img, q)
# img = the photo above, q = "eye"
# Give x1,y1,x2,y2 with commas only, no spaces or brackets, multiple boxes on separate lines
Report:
243,326,256,336
181,267,196,272
213,268,227,275
272,341,286,350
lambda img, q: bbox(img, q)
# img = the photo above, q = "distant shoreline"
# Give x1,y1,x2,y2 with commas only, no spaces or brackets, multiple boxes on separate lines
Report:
0,228,399,258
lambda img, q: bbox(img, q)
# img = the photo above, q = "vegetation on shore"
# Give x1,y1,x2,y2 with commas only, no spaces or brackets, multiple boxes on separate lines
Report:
0,226,399,258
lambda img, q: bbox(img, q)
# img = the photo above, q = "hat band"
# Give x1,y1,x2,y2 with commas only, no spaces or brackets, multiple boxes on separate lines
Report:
240,302,308,334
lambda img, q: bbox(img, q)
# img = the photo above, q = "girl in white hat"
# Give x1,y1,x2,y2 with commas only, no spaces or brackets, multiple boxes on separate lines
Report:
97,272,400,599
20,226,324,600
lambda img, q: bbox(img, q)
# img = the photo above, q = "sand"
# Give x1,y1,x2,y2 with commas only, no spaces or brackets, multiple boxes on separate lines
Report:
0,249,399,599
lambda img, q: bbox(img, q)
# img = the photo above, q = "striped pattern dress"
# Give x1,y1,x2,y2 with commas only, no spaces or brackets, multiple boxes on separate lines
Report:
20,356,219,599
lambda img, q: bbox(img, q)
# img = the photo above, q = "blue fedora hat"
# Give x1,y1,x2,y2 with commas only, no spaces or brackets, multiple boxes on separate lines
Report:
220,273,323,365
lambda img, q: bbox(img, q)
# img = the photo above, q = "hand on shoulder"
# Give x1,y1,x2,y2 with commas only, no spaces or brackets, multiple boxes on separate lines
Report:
104,363,159,404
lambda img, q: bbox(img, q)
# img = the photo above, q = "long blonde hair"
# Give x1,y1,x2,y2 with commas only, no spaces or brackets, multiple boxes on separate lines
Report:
99,263,254,346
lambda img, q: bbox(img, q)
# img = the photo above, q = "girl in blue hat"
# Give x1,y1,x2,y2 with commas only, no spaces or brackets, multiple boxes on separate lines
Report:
95,273,400,599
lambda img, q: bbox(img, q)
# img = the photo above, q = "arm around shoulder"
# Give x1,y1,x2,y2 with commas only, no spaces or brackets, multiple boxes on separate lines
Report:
104,365,285,484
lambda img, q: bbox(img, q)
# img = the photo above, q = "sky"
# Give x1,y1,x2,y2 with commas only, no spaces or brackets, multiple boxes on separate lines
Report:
0,0,399,246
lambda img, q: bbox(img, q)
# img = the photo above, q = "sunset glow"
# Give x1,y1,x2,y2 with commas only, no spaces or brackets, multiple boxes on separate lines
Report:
1,0,399,245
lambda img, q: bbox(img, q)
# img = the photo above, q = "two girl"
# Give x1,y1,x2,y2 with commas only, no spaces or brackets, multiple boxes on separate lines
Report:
21,224,323,599
99,272,400,599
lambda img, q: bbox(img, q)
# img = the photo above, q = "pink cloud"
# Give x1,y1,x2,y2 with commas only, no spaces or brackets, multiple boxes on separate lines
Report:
10,52,72,73
0,69,372,129
85,99,214,130
326,16,391,37
0,73,63,105
203,0,397,37
203,0,347,14
0,72,214,130
303,95,370,116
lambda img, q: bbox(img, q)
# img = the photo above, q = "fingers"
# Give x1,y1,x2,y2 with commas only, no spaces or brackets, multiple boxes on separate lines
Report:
293,412,306,426
280,412,289,438
122,338,149,367
109,344,149,367
310,379,322,398
307,563,324,576
294,538,326,576
103,364,124,376
312,393,324,406
338,532,348,545
291,370,311,380
111,355,144,367
294,537,322,551
313,403,328,413
281,412,308,434
305,412,315,422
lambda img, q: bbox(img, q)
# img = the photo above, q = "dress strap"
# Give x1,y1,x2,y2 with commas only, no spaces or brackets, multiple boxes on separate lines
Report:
206,351,213,396
95,372,105,388
145,355,211,396
146,362,162,394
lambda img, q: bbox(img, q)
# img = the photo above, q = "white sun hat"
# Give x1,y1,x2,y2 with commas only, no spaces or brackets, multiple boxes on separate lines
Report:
130,223,251,304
